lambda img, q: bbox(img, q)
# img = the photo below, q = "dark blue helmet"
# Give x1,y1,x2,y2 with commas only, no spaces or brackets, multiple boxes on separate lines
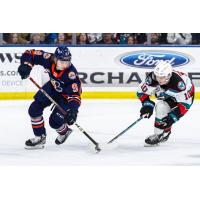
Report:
54,46,71,61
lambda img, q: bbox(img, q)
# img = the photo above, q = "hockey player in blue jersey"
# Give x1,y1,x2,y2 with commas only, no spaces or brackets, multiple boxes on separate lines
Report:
18,46,82,149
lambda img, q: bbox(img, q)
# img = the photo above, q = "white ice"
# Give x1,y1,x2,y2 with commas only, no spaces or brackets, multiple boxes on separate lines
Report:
0,99,200,165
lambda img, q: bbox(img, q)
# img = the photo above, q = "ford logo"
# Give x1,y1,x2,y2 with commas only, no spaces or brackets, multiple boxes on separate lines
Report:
117,50,193,69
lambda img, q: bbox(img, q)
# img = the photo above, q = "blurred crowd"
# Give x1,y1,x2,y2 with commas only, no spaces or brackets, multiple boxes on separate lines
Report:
0,33,200,45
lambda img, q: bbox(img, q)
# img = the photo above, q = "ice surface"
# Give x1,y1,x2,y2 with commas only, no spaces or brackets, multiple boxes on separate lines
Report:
0,99,200,165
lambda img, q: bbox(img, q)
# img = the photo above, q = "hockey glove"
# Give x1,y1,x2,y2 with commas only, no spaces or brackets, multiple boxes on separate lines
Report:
161,113,179,129
65,109,78,125
18,64,32,79
140,100,155,119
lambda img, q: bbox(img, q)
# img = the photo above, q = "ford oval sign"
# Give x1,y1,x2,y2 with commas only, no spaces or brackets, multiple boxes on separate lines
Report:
117,50,193,69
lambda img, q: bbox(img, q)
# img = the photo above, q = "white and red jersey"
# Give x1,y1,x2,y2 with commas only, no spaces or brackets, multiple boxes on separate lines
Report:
137,70,195,119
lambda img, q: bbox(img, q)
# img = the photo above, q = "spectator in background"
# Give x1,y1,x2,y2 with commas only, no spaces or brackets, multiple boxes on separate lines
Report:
45,33,58,44
40,33,46,43
2,33,9,43
167,33,192,45
150,33,160,45
77,33,89,45
116,33,132,44
29,33,44,44
127,35,138,44
56,33,67,45
4,33,28,44
144,33,162,45
159,33,167,44
116,33,147,44
191,33,200,44
65,33,72,44
134,33,147,44
0,33,6,44
98,33,117,44
87,33,103,44
8,33,22,44
19,33,30,44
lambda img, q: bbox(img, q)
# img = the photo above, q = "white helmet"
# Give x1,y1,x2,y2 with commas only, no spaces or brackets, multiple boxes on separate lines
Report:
153,62,173,85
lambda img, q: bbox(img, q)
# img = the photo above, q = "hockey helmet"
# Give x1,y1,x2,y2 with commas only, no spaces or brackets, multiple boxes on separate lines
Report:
54,46,71,61
153,62,173,85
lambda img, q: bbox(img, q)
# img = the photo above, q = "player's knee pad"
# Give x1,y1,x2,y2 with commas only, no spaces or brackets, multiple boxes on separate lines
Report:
28,101,44,118
34,91,52,107
155,101,171,119
49,111,65,129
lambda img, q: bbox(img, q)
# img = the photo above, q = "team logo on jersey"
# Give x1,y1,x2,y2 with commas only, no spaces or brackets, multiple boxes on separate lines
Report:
43,53,51,59
68,71,76,80
116,50,193,69
177,81,186,90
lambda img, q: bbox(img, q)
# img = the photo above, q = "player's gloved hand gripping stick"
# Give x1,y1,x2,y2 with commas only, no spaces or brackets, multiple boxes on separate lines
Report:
29,77,102,152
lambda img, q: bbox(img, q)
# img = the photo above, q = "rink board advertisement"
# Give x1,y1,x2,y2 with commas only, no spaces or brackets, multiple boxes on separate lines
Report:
0,46,200,99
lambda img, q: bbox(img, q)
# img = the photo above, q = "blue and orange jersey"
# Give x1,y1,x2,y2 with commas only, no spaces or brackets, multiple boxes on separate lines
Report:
21,49,82,110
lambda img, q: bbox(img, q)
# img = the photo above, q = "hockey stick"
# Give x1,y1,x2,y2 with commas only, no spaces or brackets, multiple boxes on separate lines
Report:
107,116,143,144
92,116,143,151
29,77,101,152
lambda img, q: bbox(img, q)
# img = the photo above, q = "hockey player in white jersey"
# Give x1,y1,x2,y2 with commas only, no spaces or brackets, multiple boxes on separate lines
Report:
137,61,195,146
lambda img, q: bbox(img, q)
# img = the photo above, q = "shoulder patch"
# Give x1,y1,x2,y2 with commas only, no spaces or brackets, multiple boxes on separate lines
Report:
68,71,76,80
177,81,186,91
145,76,152,85
72,83,78,92
43,53,51,59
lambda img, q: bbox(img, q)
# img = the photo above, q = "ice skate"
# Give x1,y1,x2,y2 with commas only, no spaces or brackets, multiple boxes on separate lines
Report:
25,134,46,149
144,131,171,146
55,128,72,145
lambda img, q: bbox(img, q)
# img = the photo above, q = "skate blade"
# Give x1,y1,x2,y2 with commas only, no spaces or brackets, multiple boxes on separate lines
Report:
144,143,160,147
25,145,45,150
